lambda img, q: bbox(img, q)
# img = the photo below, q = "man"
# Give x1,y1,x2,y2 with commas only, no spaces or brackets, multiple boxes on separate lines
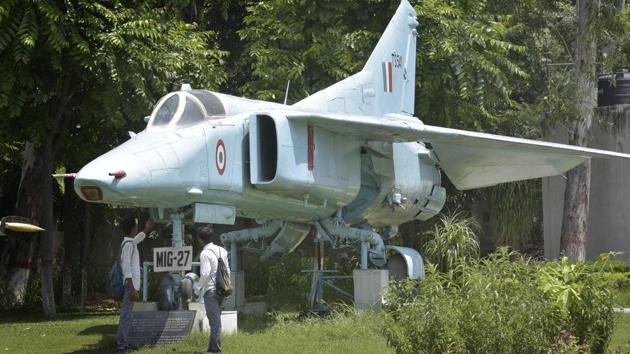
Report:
198,225,230,354
117,216,152,352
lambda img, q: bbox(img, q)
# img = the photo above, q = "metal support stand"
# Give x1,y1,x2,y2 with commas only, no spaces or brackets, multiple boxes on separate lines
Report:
308,234,324,311
305,230,354,312
143,261,151,302
230,242,238,272
360,241,368,270
171,212,183,248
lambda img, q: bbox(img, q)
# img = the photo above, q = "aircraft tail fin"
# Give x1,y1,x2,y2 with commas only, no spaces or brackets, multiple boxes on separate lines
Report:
294,0,418,116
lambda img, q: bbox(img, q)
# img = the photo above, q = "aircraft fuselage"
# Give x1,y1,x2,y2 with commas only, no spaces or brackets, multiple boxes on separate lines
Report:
74,90,445,228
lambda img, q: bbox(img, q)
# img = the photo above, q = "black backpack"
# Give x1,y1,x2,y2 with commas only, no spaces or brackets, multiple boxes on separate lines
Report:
210,248,232,298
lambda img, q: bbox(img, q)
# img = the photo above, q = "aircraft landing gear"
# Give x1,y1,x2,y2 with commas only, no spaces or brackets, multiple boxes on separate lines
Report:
316,217,386,268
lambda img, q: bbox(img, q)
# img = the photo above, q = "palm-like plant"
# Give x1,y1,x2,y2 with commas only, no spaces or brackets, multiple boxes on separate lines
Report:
423,212,480,272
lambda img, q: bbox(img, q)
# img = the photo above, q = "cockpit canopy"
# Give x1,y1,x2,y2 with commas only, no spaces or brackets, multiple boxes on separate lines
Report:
147,90,226,130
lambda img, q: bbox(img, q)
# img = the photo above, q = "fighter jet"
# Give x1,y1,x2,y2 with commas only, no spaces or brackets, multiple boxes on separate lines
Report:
73,0,630,276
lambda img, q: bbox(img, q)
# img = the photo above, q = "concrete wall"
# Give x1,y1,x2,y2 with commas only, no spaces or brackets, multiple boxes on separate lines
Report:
543,105,630,260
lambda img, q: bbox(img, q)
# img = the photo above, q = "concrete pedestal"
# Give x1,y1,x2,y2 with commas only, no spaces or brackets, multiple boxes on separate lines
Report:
224,271,245,311
189,302,238,335
133,302,158,311
239,302,267,315
353,269,389,311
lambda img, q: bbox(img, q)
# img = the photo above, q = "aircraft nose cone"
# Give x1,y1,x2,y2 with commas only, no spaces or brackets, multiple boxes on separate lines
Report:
74,148,150,203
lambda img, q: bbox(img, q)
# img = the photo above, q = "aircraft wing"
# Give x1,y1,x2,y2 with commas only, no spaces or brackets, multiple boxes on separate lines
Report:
285,112,630,190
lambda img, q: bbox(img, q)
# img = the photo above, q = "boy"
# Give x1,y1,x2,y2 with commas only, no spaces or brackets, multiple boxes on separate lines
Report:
197,225,230,353
117,216,152,352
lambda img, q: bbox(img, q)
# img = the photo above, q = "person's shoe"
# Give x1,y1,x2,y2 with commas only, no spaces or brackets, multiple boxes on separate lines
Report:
117,347,132,353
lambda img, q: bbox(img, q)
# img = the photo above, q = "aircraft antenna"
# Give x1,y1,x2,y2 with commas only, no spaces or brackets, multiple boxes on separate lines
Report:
283,80,291,105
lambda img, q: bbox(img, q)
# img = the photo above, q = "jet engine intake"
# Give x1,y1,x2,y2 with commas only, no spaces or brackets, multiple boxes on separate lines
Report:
248,113,361,208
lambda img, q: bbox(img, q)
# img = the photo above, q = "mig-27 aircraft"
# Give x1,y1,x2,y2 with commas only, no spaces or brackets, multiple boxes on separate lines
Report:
73,0,630,278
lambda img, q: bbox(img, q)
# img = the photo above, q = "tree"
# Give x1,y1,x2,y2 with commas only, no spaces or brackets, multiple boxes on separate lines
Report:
0,0,226,316
238,0,385,103
559,0,598,261
237,0,527,131
553,0,625,260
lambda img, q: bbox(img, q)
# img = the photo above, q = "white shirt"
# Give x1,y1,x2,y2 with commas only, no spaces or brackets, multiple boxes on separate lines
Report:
121,232,145,291
199,243,230,295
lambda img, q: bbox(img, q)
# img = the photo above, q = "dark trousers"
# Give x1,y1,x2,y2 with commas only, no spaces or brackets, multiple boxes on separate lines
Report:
117,287,134,350
204,291,224,353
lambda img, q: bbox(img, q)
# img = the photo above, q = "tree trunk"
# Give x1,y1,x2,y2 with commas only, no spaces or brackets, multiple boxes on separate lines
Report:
5,143,42,307
560,0,597,261
37,76,72,318
61,176,80,312
80,203,92,316
39,141,56,318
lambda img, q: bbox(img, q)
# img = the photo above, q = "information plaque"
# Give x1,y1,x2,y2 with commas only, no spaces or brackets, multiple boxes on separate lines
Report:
128,310,196,347
153,246,193,272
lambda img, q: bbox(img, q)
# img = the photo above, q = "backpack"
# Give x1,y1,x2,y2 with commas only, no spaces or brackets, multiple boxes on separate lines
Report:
108,240,134,300
210,248,232,298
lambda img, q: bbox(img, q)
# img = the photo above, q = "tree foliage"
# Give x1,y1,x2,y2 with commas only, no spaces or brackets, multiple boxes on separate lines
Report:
416,0,527,131
487,180,541,250
0,0,227,315
237,0,528,132
0,0,227,150
238,0,386,102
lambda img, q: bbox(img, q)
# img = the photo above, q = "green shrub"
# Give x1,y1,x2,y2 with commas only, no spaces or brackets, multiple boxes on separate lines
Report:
384,269,466,353
383,249,615,354
265,252,312,308
423,211,480,272
600,272,630,290
600,259,630,273
539,256,615,353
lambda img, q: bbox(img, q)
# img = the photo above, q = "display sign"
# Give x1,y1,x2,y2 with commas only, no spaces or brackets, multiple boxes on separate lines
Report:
128,310,195,347
153,246,193,272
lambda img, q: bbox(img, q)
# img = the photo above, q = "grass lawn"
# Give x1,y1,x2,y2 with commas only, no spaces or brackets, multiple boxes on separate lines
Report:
610,313,630,352
0,309,391,354
1,309,628,353
613,289,630,308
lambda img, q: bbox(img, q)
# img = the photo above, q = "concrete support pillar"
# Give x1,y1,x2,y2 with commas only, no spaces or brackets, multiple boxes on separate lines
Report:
353,269,389,311
189,302,238,334
224,271,244,310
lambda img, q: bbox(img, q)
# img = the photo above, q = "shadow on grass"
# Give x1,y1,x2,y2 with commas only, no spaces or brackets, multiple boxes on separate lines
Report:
78,324,117,335
63,324,118,354
0,309,118,325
